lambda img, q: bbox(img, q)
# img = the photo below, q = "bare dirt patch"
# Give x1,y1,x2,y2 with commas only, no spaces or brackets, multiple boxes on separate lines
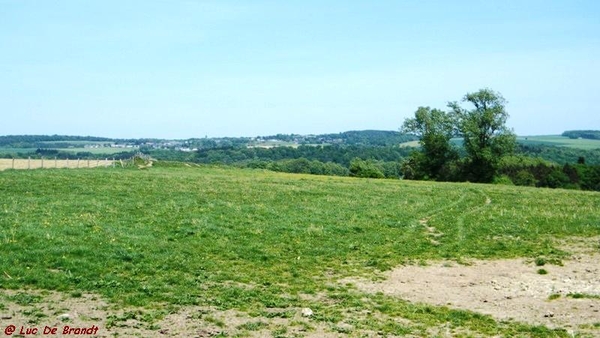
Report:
344,237,600,335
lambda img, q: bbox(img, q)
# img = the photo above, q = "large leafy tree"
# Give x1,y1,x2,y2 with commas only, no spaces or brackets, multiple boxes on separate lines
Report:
448,89,516,182
401,106,458,180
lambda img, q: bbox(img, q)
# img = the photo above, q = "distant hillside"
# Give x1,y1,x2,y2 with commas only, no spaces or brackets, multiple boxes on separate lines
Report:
562,130,600,140
258,130,417,147
516,135,600,150
0,135,112,148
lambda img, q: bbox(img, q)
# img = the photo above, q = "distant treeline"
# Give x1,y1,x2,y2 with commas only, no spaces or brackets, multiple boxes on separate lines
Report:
147,143,600,189
148,144,411,179
0,135,112,147
0,135,159,148
562,130,600,140
195,144,411,166
0,148,137,160
261,130,417,146
3,132,600,190
495,155,600,190
518,144,600,165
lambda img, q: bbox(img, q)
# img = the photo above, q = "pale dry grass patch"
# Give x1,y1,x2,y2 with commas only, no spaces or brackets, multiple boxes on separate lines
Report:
0,159,113,171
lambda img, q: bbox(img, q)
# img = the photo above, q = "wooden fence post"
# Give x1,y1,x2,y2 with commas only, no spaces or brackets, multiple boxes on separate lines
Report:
87,159,90,168
28,157,30,169
12,158,14,169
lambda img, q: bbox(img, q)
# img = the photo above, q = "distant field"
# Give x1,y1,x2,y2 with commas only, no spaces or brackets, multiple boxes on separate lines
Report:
0,164,598,336
398,140,420,147
41,141,112,145
0,158,113,170
401,135,600,150
517,135,600,150
58,147,133,154
0,147,38,154
0,146,132,155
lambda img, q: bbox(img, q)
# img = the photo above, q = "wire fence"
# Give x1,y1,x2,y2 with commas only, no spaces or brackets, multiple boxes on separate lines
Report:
0,157,119,171
0,153,153,171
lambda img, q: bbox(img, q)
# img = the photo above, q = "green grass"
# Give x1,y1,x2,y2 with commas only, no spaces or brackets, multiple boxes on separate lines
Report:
547,294,561,301
517,135,600,150
567,293,600,300
0,147,38,154
1,164,598,336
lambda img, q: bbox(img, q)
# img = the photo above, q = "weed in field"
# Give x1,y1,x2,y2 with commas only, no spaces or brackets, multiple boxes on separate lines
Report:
6,292,42,306
204,315,226,328
21,307,47,324
567,293,600,299
236,320,268,331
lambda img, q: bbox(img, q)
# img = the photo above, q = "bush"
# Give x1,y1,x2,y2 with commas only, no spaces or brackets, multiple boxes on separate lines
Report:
492,175,514,185
513,170,537,186
349,158,385,179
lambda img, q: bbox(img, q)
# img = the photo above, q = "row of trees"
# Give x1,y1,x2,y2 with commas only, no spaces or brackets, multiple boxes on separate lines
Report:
193,144,412,167
239,158,402,179
518,144,600,165
562,130,600,140
496,155,600,190
401,89,516,183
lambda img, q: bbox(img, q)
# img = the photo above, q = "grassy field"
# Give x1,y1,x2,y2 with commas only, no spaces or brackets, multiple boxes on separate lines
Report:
517,135,600,150
0,147,39,155
0,164,599,336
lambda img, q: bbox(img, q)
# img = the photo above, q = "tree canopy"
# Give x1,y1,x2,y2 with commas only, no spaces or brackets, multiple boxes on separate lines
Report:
401,107,458,180
449,88,517,182
402,88,516,183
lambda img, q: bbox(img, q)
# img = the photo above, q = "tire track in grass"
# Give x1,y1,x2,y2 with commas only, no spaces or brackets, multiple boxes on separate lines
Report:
417,186,492,246
414,189,471,243
453,187,493,244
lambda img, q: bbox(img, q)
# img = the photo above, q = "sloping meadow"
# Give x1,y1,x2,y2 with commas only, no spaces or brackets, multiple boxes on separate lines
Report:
1,164,599,336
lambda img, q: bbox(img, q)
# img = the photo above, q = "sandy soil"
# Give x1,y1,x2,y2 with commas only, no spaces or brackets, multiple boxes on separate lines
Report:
0,159,114,171
344,237,600,336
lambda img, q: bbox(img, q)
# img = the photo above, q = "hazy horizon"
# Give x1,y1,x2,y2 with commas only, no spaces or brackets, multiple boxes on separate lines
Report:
1,1,599,139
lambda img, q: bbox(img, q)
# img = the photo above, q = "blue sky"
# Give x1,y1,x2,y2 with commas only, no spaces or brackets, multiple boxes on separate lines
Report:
1,1,599,138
